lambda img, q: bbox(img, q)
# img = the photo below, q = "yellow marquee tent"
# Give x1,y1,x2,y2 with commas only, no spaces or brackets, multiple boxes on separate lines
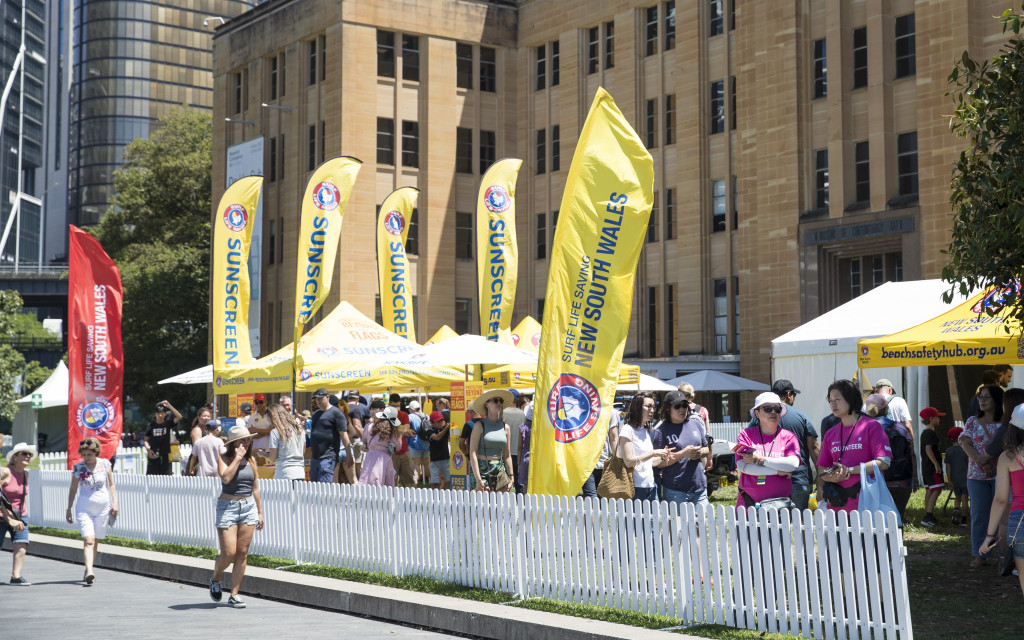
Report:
857,283,1024,368
423,325,459,345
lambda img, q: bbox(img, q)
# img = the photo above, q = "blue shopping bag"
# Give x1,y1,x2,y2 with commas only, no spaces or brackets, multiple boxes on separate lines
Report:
857,463,902,525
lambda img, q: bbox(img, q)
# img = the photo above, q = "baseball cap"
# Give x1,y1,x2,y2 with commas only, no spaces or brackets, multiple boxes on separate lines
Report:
947,426,964,440
771,379,800,395
205,418,221,430
429,411,444,422
919,407,946,421
408,400,421,411
664,389,688,408
254,393,266,403
875,378,894,389
312,388,331,398
239,402,253,415
345,390,361,399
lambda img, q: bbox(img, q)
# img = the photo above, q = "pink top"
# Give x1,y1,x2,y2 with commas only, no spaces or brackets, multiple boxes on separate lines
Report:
1011,464,1024,512
735,426,800,507
2,467,26,514
816,414,892,513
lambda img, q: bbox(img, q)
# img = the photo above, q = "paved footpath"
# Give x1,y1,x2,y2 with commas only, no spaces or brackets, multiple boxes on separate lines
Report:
1,551,466,640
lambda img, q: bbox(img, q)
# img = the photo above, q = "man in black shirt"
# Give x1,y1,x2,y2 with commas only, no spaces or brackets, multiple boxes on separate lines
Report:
310,389,349,483
145,401,182,475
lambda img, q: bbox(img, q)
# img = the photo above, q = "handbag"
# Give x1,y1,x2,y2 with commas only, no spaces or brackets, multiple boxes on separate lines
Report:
482,462,513,492
597,429,635,500
857,463,902,525
738,487,794,510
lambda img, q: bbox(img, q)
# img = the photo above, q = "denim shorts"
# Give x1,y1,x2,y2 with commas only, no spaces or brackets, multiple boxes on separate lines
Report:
411,449,430,459
0,519,28,545
1010,510,1024,560
215,497,259,529
430,460,451,482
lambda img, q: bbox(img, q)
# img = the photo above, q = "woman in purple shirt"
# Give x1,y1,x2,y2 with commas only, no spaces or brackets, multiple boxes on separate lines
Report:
735,392,801,509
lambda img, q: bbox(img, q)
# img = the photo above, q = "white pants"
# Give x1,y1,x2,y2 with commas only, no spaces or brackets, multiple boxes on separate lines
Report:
76,507,110,539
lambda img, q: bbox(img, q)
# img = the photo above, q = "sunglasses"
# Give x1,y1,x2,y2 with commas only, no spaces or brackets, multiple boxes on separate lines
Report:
671,403,690,410
489,397,504,404
760,405,783,414
642,404,656,411
255,400,265,404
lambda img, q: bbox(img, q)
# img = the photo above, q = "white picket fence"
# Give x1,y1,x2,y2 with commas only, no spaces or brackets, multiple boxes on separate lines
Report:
28,471,912,639
37,445,193,475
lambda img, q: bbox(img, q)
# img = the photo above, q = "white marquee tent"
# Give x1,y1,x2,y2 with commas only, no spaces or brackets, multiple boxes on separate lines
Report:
771,280,970,429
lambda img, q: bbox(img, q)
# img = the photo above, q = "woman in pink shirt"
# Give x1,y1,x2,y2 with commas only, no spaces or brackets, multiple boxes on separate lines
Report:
735,392,801,509
980,403,1024,597
815,379,892,513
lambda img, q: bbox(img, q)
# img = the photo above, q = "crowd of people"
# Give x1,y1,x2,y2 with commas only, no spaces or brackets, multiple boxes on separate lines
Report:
4,368,1024,603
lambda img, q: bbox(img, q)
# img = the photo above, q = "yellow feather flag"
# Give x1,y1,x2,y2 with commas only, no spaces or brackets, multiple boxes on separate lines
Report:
212,175,263,371
528,88,654,496
293,156,362,344
476,158,522,342
376,187,419,342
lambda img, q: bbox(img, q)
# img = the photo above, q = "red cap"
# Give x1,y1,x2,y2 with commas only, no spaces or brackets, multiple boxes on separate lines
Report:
254,393,267,402
919,407,946,421
947,426,964,440
429,411,444,422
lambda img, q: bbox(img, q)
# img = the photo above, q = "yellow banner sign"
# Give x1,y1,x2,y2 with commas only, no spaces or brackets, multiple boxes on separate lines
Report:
293,157,362,341
477,158,522,342
212,176,262,370
376,187,419,342
528,88,654,496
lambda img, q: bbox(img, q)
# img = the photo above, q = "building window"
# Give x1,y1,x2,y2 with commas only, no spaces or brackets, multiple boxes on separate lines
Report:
813,38,827,98
604,22,615,69
456,212,473,259
536,129,546,174
536,212,547,259
730,0,736,30
308,124,316,171
645,7,658,56
730,76,736,130
401,121,419,168
551,40,560,85
712,179,726,232
665,1,676,50
269,55,279,100
377,30,395,78
456,128,473,174
480,130,496,174
733,276,739,351
278,135,285,180
308,40,317,85
550,126,559,172
714,278,727,354
731,175,738,229
455,298,472,335
897,131,918,197
855,141,870,202
645,99,657,149
647,192,659,243
588,27,599,74
480,47,496,92
320,36,326,81
406,208,419,255
402,34,420,82
268,219,276,265
536,299,545,321
665,283,676,355
552,210,560,235
665,188,676,239
376,118,394,165
647,286,657,356
850,258,862,298
233,71,243,113
665,94,676,144
320,121,326,163
277,216,284,263
269,136,277,182
710,0,723,36
536,45,546,91
815,149,829,209
895,14,915,78
457,43,473,89
853,27,868,89
710,80,724,134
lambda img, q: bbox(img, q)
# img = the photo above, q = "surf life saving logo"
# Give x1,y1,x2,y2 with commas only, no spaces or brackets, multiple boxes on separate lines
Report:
546,373,601,443
861,345,869,357
483,185,511,214
451,451,464,471
531,332,541,348
318,346,339,358
972,280,1022,314
383,210,405,236
75,396,116,436
223,204,249,232
312,181,341,211
511,333,521,346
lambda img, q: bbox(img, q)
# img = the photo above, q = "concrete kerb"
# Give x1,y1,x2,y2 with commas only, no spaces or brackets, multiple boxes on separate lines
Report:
6,534,703,640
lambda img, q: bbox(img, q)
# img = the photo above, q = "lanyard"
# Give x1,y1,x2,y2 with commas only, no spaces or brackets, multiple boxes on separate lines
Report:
837,418,858,466
758,426,779,459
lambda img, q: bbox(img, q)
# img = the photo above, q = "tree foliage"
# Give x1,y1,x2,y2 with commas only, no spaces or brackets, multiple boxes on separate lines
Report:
944,4,1024,327
0,291,26,421
94,107,213,413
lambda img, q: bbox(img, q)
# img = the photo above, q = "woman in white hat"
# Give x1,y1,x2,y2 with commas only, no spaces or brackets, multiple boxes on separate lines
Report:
1,442,35,585
735,392,801,509
209,425,264,608
65,437,118,584
467,389,515,492
357,402,404,487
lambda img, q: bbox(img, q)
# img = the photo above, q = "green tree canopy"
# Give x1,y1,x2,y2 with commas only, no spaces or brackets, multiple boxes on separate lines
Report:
0,291,27,420
95,106,213,414
944,4,1024,326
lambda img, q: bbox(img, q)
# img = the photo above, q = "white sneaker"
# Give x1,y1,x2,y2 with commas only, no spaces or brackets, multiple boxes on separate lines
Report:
227,595,246,609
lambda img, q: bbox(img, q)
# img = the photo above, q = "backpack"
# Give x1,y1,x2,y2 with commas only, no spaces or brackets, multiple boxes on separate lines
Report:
878,417,912,482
